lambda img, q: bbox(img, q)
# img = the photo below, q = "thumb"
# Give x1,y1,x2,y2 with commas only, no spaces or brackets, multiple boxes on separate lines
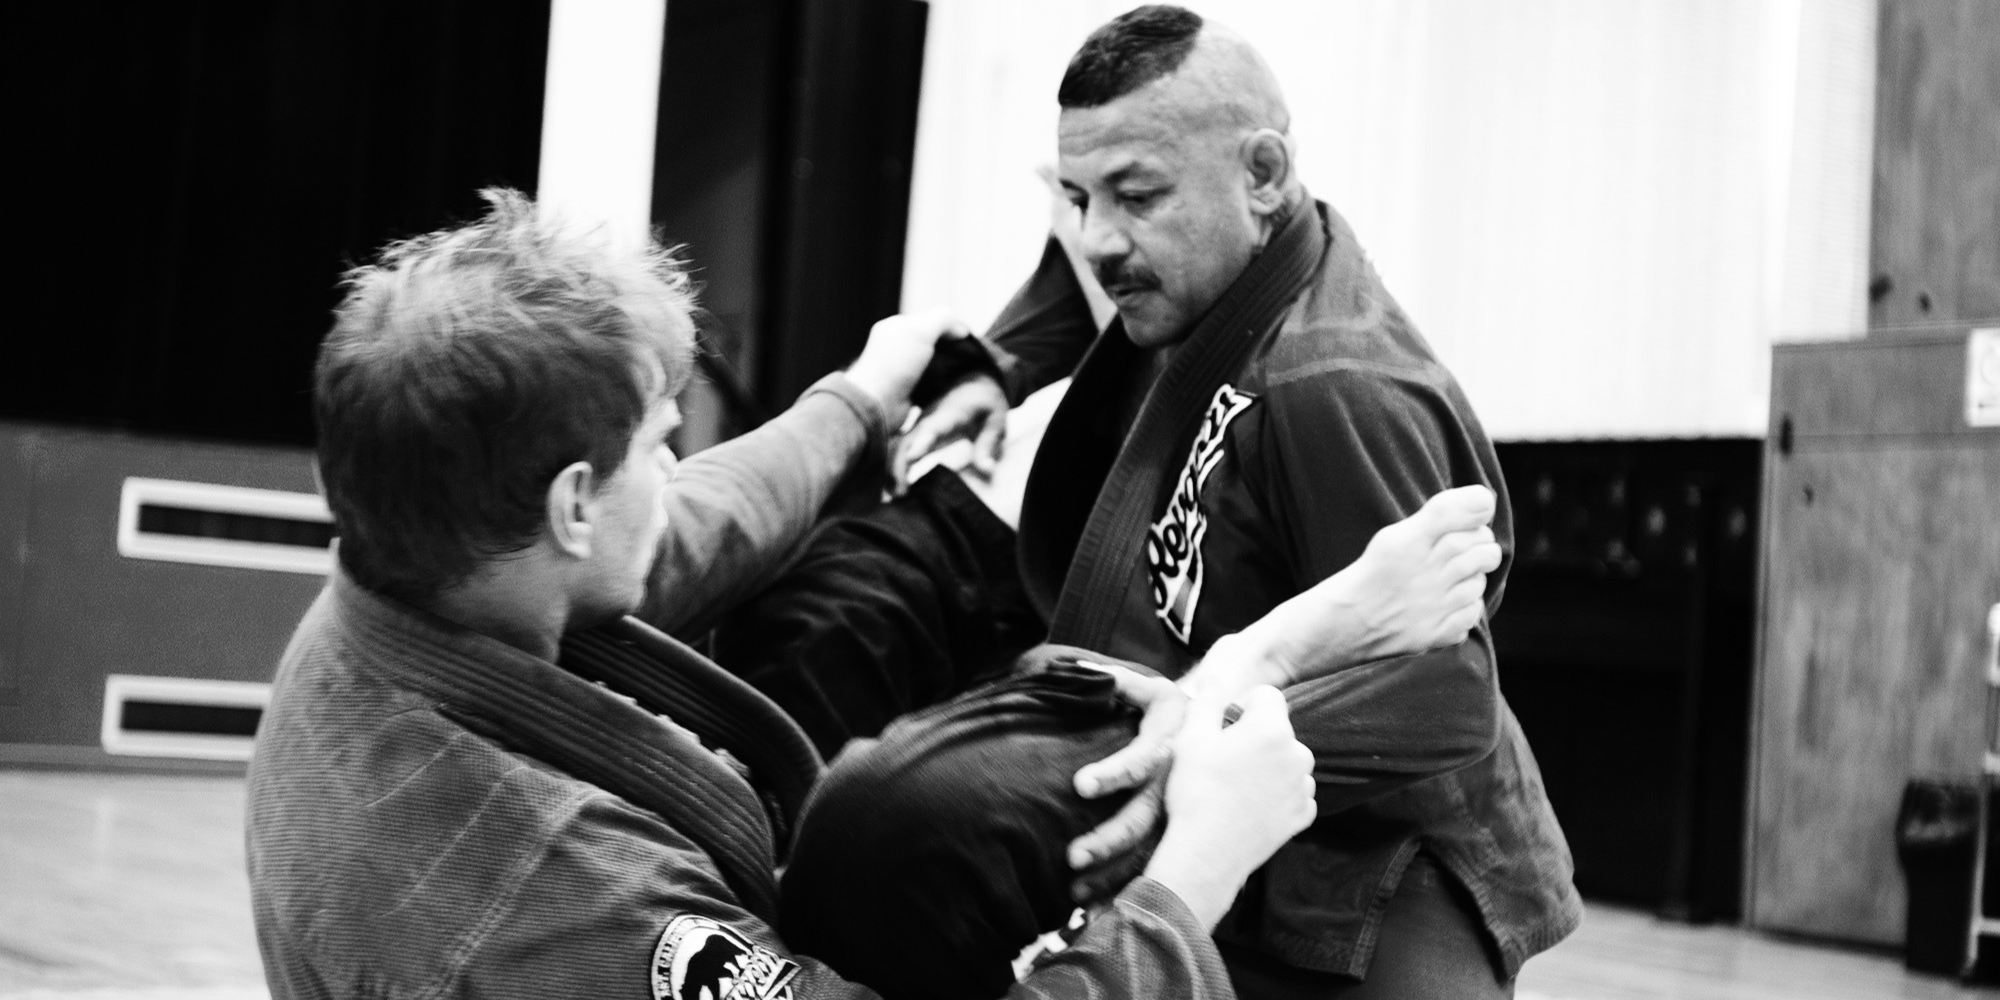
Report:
900,415,944,464
1411,485,1496,536
891,422,941,495
971,411,1005,474
1227,685,1293,738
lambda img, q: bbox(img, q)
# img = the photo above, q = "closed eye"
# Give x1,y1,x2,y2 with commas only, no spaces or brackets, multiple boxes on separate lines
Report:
1117,188,1164,210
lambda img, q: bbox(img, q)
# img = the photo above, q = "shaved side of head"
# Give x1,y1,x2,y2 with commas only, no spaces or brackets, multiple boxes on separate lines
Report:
1173,24,1291,136
1059,7,1291,139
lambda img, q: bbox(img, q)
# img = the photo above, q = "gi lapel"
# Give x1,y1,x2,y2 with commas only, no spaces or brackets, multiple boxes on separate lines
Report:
1016,328,1140,618
1045,206,1327,652
335,579,788,922
559,618,825,857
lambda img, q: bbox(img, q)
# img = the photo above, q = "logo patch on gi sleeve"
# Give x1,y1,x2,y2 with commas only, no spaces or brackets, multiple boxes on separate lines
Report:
1011,906,1090,981
1146,384,1257,645
652,914,799,1000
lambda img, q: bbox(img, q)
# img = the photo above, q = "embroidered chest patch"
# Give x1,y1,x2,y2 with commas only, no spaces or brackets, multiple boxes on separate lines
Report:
1145,383,1258,645
652,914,800,1000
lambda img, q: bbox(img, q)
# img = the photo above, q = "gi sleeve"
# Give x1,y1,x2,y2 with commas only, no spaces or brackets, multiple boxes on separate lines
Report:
1257,364,1510,815
637,372,889,640
469,794,1232,1000
464,792,874,1000
980,236,1102,405
1003,877,1235,1000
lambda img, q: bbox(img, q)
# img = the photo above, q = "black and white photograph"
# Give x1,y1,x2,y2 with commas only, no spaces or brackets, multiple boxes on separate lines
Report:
3,2,1998,998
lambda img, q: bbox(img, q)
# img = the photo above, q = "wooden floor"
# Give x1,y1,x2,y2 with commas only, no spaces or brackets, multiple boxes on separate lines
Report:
1,769,1994,1000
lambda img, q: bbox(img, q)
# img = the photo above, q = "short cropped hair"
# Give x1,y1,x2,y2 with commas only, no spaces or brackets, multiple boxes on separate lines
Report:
1057,5,1204,109
315,188,696,604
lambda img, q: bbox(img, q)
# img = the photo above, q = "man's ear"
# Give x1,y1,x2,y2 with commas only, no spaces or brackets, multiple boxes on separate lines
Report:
546,461,597,560
1242,128,1293,218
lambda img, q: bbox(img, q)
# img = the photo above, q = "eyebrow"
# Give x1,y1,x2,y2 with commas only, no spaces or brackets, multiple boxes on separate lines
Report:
1102,164,1151,187
1061,156,1164,194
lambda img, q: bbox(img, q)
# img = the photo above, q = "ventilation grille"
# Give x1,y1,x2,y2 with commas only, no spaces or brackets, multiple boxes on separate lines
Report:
117,477,333,574
100,674,269,760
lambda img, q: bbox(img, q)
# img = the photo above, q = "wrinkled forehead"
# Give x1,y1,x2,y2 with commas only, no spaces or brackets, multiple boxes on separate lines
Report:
1059,101,1220,185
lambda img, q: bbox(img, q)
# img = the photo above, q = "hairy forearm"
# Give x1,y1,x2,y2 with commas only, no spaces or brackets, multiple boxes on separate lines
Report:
1177,559,1403,700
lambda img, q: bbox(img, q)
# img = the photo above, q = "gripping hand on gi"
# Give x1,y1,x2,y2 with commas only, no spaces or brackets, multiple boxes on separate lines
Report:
843,310,972,434
1143,683,1316,931
1063,484,1503,901
890,372,1010,495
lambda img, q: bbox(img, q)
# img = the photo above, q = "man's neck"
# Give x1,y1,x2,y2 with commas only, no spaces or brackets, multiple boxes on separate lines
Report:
420,563,569,662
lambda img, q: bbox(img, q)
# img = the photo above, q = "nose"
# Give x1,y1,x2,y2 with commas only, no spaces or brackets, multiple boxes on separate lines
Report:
1076,201,1131,269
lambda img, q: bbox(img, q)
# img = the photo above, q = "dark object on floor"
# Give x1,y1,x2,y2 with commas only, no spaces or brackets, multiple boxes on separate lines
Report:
1895,779,2000,981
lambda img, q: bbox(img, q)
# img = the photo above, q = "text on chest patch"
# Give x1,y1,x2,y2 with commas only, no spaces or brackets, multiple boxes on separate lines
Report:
1146,383,1257,645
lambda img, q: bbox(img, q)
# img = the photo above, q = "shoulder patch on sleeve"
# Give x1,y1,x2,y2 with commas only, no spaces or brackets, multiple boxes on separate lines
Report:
1146,383,1258,645
652,914,799,1000
1011,906,1090,981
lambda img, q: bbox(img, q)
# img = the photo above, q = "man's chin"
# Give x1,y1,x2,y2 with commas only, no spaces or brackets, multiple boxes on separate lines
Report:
1119,309,1191,349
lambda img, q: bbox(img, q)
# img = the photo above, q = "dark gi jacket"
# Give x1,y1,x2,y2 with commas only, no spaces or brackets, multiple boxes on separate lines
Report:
245,377,1237,1000
989,201,1584,978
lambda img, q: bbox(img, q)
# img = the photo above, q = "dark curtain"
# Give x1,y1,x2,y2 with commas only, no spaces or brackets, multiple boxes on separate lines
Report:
649,0,929,432
12,2,551,446
761,0,929,407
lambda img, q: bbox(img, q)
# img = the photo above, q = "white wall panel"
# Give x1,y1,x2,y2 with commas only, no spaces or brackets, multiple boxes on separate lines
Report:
903,0,1877,440
537,0,667,248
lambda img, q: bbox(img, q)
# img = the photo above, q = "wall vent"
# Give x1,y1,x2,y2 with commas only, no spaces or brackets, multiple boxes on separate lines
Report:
117,477,333,575
100,674,270,760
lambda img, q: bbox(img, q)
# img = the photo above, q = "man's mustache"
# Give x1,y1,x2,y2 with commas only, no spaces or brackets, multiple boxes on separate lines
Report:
1093,260,1160,295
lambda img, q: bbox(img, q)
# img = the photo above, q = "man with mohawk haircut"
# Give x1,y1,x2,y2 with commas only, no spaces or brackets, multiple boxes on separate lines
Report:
896,6,1582,997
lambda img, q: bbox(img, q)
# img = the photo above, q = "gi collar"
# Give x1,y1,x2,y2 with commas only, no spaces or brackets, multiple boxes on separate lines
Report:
327,570,788,921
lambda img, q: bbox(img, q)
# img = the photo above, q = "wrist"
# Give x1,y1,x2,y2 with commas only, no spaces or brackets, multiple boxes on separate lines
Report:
1242,569,1378,683
838,365,909,432
1143,833,1251,931
1185,633,1290,701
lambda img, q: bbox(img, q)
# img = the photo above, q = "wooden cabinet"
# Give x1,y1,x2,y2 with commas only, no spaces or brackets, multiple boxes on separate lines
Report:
1748,328,2000,944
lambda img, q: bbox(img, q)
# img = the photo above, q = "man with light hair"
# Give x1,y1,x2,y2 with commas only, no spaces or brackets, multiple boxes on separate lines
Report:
246,187,1504,1000
899,6,1583,997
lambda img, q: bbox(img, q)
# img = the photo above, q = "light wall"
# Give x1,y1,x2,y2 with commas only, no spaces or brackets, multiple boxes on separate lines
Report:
901,0,1877,440
537,0,666,247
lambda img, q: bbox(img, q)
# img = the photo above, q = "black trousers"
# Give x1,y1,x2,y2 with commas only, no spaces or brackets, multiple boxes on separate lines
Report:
710,469,1044,759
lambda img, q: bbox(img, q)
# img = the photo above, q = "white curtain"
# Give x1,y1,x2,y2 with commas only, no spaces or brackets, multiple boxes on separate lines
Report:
900,0,1877,440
